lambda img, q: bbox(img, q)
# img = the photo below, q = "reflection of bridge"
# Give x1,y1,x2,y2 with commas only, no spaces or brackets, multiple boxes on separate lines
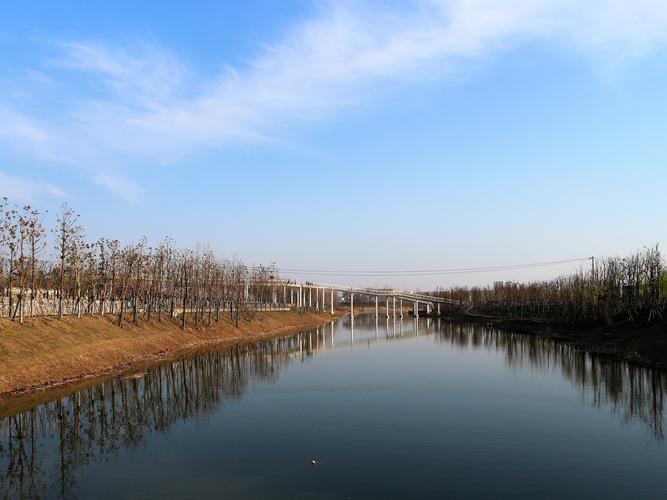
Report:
266,280,466,318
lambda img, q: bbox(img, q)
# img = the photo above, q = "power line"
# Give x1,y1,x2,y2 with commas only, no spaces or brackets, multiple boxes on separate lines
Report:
268,257,591,277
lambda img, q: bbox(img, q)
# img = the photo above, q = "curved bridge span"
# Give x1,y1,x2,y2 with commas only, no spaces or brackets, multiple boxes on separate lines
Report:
265,280,466,318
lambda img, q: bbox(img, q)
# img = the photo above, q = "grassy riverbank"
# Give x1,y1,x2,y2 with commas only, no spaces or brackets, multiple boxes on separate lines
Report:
463,314,667,368
0,310,343,398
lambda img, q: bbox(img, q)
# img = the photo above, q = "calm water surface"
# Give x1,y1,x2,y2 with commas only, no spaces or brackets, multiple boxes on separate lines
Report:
2,314,667,499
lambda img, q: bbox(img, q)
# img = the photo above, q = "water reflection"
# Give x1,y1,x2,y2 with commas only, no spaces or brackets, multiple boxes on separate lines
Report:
0,336,314,499
433,321,666,440
342,314,667,441
0,316,665,498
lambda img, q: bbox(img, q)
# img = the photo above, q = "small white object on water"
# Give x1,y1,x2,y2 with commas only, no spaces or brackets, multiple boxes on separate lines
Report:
310,459,320,465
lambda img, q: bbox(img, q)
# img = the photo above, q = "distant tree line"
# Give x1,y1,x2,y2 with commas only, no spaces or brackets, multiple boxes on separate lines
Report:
434,247,666,327
0,198,282,327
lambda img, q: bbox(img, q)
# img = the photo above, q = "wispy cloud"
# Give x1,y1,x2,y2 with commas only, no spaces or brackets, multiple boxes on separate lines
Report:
0,105,54,155
54,41,188,107
92,173,146,203
0,170,65,203
3,0,667,199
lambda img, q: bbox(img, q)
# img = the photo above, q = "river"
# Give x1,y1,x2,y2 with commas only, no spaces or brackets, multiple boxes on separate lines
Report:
1,314,666,499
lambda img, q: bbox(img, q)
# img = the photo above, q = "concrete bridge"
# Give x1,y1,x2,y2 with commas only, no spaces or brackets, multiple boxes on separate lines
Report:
262,280,466,319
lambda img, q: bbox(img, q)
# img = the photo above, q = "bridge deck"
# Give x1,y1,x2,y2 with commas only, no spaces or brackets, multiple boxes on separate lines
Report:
268,280,462,306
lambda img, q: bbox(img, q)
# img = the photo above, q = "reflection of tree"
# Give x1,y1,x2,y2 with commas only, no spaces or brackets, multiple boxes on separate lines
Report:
0,332,315,499
0,409,41,499
434,321,666,440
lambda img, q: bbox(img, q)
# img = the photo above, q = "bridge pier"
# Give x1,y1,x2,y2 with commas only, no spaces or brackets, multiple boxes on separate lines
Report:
274,281,463,318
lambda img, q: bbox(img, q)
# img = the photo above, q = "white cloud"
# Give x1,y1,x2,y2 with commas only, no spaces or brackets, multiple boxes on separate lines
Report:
92,173,145,203
54,41,187,108
3,0,667,185
0,105,54,153
0,170,65,202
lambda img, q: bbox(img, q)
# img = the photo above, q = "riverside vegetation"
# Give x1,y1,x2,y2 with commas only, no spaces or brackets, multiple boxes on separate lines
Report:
428,247,667,367
3,198,664,331
0,199,289,328
435,246,666,328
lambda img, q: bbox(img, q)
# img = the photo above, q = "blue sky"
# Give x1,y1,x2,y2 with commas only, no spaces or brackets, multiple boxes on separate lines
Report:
1,0,666,289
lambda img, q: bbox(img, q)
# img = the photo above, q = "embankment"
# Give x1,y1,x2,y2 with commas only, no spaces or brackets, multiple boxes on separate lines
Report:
0,310,343,399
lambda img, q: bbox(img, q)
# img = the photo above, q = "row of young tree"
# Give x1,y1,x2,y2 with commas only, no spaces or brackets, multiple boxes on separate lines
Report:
0,199,282,327
434,246,666,326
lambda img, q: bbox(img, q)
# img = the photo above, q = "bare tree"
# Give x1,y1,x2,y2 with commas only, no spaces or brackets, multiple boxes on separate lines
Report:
27,207,47,318
54,204,81,320
1,203,18,320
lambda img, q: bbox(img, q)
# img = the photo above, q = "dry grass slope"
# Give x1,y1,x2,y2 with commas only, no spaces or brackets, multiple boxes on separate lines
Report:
0,311,340,398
